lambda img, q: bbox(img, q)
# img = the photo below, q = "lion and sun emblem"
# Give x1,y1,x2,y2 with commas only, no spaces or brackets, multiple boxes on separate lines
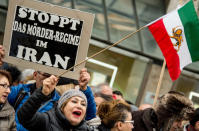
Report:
170,26,183,52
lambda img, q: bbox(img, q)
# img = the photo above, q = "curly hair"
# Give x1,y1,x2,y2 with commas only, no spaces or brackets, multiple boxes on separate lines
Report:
97,100,131,129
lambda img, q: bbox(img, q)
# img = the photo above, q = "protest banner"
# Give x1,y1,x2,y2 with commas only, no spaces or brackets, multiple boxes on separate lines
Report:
3,0,94,79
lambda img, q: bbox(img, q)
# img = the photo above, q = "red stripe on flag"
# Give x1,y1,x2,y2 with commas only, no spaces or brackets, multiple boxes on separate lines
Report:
148,19,181,81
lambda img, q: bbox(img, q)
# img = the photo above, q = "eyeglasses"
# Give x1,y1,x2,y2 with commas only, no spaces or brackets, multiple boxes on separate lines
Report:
123,120,134,125
0,83,10,89
37,71,51,77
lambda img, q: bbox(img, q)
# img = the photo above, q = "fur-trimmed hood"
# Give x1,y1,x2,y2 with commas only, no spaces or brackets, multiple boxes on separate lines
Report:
154,91,194,131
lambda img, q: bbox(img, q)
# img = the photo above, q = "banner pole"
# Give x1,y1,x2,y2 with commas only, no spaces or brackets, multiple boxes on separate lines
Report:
58,25,146,77
152,59,166,108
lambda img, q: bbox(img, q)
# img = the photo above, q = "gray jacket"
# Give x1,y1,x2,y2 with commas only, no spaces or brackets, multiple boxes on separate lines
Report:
0,101,16,131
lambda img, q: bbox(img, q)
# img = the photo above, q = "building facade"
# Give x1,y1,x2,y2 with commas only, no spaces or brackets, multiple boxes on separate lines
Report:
0,0,199,107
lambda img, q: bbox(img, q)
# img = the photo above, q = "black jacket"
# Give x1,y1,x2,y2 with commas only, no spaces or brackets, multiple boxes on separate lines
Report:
17,88,93,131
132,108,158,131
97,124,110,131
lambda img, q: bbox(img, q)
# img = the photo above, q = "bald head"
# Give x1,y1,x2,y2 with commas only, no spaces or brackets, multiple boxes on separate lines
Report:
101,84,112,96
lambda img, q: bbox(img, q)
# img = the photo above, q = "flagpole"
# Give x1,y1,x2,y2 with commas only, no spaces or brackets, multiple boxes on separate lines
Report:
153,59,166,108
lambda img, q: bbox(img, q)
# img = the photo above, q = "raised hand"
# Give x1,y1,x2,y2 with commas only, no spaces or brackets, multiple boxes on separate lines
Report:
78,68,90,91
42,75,58,96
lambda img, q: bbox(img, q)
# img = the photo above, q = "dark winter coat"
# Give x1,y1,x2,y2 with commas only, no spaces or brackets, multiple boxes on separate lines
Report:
17,88,95,131
8,83,60,131
97,124,110,131
132,108,158,131
0,101,16,131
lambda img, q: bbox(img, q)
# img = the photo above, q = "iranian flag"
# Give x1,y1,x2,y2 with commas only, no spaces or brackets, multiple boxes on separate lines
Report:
148,0,199,81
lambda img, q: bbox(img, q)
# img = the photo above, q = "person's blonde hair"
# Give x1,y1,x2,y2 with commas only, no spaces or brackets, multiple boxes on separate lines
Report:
55,84,75,96
60,99,70,112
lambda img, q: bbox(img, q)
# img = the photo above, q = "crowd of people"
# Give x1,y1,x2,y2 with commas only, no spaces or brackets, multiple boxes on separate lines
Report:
0,45,199,131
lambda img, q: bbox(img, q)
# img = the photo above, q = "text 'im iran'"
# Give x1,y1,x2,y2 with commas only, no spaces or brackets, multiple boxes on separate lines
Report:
16,45,70,70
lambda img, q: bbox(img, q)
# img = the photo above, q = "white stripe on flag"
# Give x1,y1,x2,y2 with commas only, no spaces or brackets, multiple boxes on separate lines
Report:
163,11,192,70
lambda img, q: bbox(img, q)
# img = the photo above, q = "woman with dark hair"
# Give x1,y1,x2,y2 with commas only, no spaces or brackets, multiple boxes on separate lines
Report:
97,100,134,131
0,69,16,130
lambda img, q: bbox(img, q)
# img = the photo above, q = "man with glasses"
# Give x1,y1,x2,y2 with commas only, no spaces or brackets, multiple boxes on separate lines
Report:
0,69,16,130
7,70,60,131
0,45,96,130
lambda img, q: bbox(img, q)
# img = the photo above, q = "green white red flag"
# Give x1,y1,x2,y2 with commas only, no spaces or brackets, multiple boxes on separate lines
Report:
148,0,199,81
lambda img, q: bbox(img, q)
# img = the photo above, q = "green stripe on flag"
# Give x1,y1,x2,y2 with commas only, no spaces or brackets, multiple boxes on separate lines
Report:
178,0,199,61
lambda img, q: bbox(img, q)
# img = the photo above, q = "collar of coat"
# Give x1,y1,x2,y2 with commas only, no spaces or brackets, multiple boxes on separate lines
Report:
55,106,88,130
0,101,15,117
97,123,111,131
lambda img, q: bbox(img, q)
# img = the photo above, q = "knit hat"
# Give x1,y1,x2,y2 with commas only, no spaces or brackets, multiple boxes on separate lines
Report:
58,89,87,108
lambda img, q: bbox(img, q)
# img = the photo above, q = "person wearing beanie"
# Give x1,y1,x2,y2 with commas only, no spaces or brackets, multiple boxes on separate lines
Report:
17,68,96,131
57,89,87,109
